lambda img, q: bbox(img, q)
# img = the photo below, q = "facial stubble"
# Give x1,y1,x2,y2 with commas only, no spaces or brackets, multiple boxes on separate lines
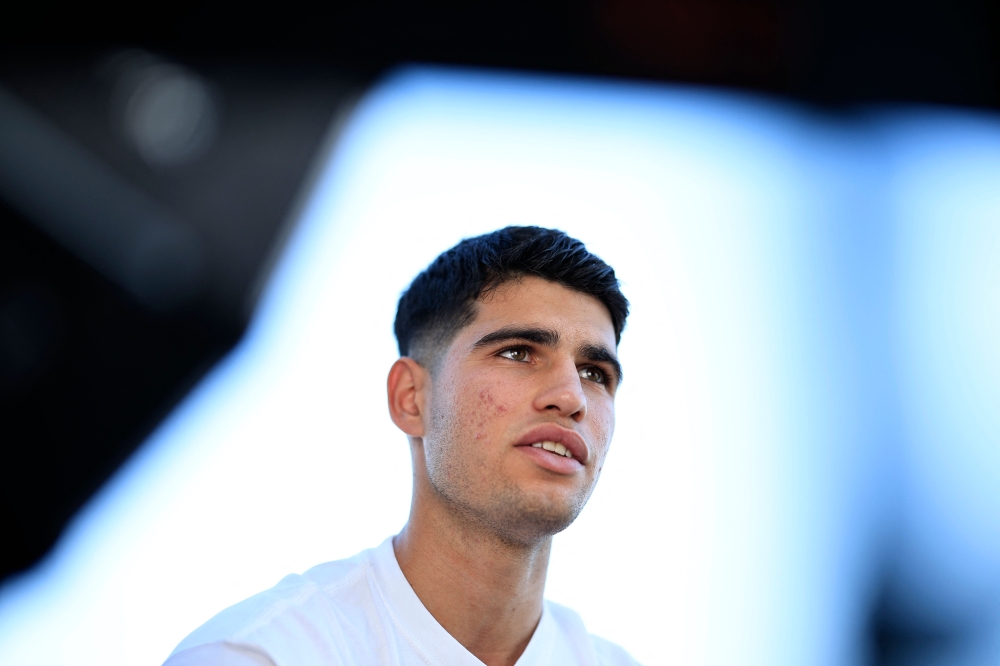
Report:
423,396,596,549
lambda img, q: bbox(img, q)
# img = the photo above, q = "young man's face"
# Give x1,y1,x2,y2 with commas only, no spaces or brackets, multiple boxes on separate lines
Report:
420,275,620,544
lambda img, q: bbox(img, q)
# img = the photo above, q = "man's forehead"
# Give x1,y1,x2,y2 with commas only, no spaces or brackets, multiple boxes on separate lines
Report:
462,277,616,347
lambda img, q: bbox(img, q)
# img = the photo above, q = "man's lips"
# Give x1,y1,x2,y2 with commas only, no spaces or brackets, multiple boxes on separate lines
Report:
514,424,589,465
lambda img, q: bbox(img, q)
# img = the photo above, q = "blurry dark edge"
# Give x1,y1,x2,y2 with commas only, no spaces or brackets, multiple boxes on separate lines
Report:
242,90,366,319
2,0,997,110
0,50,371,583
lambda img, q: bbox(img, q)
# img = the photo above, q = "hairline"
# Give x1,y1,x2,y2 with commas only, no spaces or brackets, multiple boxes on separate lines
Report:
408,275,619,376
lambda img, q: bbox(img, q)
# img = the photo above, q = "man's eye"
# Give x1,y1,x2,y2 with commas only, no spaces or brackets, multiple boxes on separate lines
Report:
579,366,605,384
498,348,529,362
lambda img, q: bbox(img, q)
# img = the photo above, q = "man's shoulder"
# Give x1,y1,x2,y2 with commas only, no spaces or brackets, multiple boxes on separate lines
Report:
544,600,643,666
167,546,379,662
590,634,643,666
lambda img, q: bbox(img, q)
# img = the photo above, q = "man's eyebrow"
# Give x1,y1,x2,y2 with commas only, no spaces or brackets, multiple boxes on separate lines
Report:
580,343,623,385
471,326,560,350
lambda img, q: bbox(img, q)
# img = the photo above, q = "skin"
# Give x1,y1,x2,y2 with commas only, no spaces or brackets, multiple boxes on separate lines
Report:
387,276,621,666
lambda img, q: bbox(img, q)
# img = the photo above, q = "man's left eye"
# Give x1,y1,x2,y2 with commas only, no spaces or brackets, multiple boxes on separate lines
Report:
498,348,529,362
579,366,604,384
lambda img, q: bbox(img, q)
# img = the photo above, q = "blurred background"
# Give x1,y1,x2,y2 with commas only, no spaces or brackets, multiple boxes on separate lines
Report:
1,2,999,665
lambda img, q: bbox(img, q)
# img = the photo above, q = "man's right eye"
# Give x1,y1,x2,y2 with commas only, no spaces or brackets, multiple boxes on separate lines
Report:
498,347,529,362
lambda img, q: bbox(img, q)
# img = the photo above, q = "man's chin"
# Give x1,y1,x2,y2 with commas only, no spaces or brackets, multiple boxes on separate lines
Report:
429,473,589,546
485,492,585,546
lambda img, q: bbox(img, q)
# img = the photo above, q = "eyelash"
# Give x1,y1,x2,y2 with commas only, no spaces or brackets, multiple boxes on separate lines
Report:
496,346,608,385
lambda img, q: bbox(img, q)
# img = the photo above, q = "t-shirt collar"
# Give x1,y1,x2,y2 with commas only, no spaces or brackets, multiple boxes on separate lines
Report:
369,536,555,665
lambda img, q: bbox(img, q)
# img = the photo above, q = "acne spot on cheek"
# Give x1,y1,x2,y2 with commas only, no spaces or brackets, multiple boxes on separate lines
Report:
479,387,509,415
471,386,508,440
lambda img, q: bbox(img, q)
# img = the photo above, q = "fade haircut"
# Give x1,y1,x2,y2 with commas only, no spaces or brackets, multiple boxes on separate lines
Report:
394,226,629,369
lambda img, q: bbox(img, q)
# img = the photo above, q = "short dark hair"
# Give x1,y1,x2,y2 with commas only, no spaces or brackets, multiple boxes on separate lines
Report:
394,226,629,366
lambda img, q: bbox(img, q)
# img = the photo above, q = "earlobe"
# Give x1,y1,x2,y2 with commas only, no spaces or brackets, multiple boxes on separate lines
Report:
387,358,428,438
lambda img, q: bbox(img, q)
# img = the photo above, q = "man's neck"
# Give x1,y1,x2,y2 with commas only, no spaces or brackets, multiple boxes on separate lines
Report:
393,501,550,666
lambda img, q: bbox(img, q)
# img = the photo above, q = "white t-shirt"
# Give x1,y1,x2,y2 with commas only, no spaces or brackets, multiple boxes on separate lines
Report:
165,537,640,666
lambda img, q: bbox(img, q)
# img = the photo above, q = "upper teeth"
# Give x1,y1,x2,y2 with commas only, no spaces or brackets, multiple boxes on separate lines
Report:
531,441,573,458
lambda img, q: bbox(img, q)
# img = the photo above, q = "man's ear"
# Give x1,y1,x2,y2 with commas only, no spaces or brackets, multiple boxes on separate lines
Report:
387,357,429,438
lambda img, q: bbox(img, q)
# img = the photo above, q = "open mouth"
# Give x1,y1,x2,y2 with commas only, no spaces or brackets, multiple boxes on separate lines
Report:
515,424,589,466
529,440,575,459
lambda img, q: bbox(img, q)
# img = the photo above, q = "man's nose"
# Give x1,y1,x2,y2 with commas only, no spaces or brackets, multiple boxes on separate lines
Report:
532,359,587,421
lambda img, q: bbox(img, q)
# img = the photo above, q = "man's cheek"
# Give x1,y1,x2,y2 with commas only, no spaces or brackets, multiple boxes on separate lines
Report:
477,385,513,414
592,411,615,460
467,385,514,438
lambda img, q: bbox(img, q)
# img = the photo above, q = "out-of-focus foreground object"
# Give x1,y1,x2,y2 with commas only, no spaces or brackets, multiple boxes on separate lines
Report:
4,0,998,108
0,50,363,581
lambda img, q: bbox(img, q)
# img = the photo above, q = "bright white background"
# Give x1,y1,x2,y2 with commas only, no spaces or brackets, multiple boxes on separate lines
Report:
2,67,1000,666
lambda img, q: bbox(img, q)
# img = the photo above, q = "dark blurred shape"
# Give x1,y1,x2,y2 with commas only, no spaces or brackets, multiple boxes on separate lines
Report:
110,52,221,168
870,595,967,666
0,51,362,581
0,85,206,312
1,0,996,107
595,0,792,85
0,198,226,579
0,282,62,391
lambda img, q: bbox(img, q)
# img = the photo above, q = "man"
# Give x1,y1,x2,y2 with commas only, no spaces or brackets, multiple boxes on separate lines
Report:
165,226,639,665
